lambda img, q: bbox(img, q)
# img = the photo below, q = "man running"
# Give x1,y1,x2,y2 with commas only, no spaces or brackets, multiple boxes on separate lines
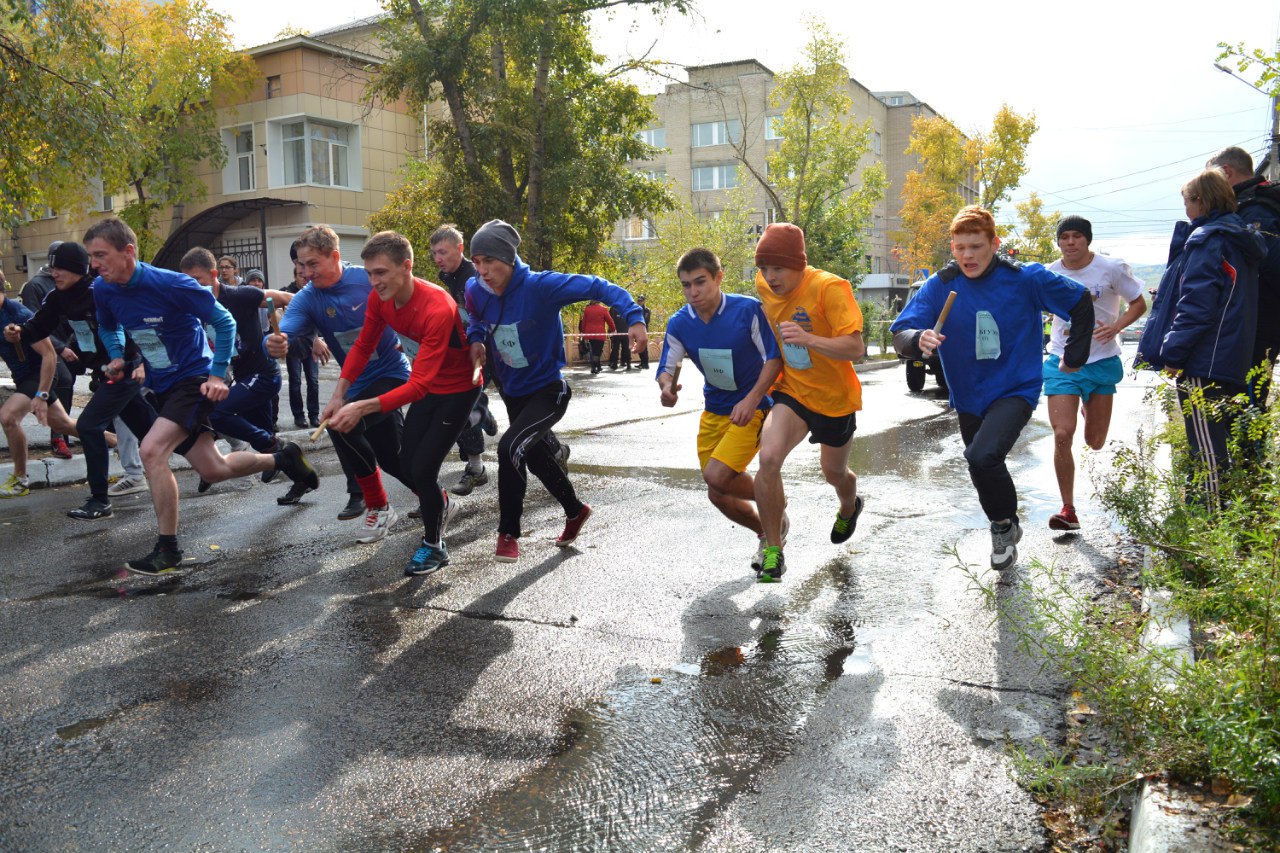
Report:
4,241,152,518
658,248,781,571
1043,216,1146,530
327,231,481,574
0,290,77,497
465,219,647,563
892,206,1093,570
752,223,866,583
266,225,412,540
18,241,75,459
86,217,319,574
429,224,497,496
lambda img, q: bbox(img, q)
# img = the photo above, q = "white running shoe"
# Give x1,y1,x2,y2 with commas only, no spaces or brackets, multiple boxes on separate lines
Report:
356,504,398,543
108,475,149,496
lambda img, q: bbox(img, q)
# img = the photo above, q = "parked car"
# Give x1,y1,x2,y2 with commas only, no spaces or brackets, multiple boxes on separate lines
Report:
898,283,947,392
1119,318,1146,344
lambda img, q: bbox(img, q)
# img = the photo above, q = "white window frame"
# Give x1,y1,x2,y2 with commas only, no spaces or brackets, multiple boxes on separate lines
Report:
873,131,882,155
636,127,666,148
265,115,362,191
622,216,657,241
691,119,742,148
692,165,739,191
221,124,256,194
764,115,784,140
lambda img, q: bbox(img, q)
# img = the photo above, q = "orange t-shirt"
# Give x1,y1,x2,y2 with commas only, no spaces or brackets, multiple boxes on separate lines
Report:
755,266,863,416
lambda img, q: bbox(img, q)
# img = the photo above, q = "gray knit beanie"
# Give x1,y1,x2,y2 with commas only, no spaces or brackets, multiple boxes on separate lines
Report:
1056,215,1092,243
470,219,521,266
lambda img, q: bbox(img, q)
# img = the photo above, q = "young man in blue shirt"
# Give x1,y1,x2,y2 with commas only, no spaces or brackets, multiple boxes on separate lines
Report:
466,219,647,563
891,206,1094,570
85,217,320,574
657,248,782,572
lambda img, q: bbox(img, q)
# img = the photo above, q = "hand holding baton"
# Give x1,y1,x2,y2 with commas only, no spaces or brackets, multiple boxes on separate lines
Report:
309,419,329,442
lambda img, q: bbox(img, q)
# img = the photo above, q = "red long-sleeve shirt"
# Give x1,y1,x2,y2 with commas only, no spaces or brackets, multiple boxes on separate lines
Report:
580,302,615,340
341,277,474,412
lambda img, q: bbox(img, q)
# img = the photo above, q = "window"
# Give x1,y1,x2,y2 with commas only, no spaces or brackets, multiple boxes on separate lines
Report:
623,216,657,240
692,165,739,191
267,117,359,189
266,75,282,99
641,169,667,181
691,119,741,148
221,125,256,193
873,131,882,155
765,115,784,140
765,161,796,184
888,95,904,106
90,177,113,211
636,128,665,148
766,207,778,224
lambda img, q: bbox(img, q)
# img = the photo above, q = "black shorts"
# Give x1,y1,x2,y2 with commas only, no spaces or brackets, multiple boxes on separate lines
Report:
13,361,73,400
773,391,857,447
154,375,216,455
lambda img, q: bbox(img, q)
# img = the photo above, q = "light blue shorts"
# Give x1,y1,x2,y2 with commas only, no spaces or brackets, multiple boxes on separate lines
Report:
1043,354,1124,401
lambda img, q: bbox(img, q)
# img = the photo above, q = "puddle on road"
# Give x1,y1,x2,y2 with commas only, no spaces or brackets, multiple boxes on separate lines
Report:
422,612,862,851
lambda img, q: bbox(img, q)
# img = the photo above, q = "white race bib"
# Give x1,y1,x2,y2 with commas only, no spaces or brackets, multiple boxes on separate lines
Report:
68,319,97,353
493,323,528,369
975,311,1001,361
697,347,738,391
781,341,812,370
130,327,171,369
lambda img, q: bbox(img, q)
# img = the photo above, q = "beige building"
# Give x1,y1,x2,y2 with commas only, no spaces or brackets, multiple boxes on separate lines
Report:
0,16,417,291
617,61,970,300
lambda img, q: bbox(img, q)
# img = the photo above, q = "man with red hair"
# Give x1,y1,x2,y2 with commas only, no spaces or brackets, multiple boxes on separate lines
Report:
892,206,1094,570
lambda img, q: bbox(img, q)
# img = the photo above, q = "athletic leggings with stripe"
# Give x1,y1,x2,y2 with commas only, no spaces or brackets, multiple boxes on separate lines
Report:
401,387,481,543
1177,376,1244,509
497,379,584,538
329,376,412,495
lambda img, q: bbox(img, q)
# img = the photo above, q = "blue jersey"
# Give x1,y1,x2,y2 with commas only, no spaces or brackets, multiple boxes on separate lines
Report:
891,260,1086,416
465,258,643,397
0,298,37,382
213,284,278,382
95,262,236,394
657,293,780,415
275,264,409,399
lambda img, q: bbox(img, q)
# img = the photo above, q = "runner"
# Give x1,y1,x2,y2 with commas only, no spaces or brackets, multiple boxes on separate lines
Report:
657,247,781,570
178,247,294,489
265,225,412,539
327,231,481,574
1043,216,1146,530
0,291,77,497
465,219,647,563
3,240,153,519
86,217,320,574
892,205,1094,569
752,223,866,583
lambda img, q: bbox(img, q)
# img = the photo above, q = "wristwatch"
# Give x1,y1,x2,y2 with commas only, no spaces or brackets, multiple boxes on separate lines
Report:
34,390,50,401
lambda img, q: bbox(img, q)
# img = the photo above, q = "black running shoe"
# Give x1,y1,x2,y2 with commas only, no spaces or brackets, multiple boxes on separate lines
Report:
67,498,113,520
830,495,865,544
337,494,366,520
277,481,309,506
126,545,184,575
275,441,319,494
197,478,212,494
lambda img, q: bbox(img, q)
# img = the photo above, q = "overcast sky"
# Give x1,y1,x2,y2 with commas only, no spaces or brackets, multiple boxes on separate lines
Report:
214,0,1280,265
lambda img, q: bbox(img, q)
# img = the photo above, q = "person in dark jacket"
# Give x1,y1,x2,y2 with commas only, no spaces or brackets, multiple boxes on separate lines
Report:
20,241,75,458
1136,169,1266,506
636,295,653,369
607,304,631,371
1207,146,1280,408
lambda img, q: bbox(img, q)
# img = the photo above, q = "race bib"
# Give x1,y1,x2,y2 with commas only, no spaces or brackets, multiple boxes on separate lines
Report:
67,319,97,353
397,332,420,360
975,311,1001,360
781,341,812,370
493,323,528,369
334,328,379,360
697,347,738,391
129,327,172,369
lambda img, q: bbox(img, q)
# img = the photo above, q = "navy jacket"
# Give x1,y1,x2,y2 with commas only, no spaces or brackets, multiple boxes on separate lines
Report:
1136,211,1265,386
1234,178,1280,351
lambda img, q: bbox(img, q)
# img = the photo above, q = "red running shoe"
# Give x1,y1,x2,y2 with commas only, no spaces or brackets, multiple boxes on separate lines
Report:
556,504,592,547
1049,505,1080,531
51,437,73,459
496,533,519,563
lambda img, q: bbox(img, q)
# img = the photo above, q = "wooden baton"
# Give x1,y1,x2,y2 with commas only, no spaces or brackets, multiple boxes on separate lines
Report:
13,338,24,362
933,291,958,334
309,419,329,442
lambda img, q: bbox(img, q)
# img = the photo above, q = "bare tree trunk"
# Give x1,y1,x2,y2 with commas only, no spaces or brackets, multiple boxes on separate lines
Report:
406,0,486,185
491,39,520,213
525,15,556,269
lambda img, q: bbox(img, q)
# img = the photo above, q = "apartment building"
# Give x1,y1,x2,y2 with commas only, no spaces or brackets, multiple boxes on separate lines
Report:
618,61,968,299
0,16,417,290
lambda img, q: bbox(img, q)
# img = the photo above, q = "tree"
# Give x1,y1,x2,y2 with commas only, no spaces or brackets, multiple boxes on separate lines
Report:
1217,38,1280,95
728,19,885,279
369,0,688,270
1005,192,1061,265
967,105,1038,213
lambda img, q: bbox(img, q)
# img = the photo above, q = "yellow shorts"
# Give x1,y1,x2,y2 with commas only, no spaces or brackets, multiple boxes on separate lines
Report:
697,408,765,473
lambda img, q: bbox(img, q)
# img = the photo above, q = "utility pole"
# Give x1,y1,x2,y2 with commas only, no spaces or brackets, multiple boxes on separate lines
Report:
1270,92,1279,181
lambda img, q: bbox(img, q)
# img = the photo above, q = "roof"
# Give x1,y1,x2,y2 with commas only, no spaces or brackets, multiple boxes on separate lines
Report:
309,13,389,39
243,34,384,66
686,59,775,77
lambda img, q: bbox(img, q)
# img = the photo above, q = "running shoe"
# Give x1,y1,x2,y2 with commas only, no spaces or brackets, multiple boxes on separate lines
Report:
442,491,459,537
405,540,449,576
757,546,786,583
126,544,183,575
1049,505,1081,531
751,535,767,572
197,478,212,494
107,475,148,497
277,480,309,506
337,494,366,520
495,533,519,563
451,467,488,496
556,504,592,547
51,437,73,459
356,504,397,543
830,495,865,544
990,518,1023,570
0,473,30,498
274,441,320,496
67,498,112,520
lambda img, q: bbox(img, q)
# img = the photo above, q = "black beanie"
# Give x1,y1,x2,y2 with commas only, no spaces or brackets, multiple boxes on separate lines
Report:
470,219,521,266
1056,215,1092,243
50,241,91,276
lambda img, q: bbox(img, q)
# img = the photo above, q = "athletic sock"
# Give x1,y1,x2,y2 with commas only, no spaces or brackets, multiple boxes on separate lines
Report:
356,471,389,510
158,534,179,553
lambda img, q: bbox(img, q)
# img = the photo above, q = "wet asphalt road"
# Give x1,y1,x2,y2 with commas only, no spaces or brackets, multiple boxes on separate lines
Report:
0,349,1161,852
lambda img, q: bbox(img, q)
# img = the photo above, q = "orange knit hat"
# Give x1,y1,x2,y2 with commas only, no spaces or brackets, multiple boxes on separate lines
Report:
754,223,807,271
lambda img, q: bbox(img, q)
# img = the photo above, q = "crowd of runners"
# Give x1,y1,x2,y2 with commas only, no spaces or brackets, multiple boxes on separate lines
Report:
2,146,1273,578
